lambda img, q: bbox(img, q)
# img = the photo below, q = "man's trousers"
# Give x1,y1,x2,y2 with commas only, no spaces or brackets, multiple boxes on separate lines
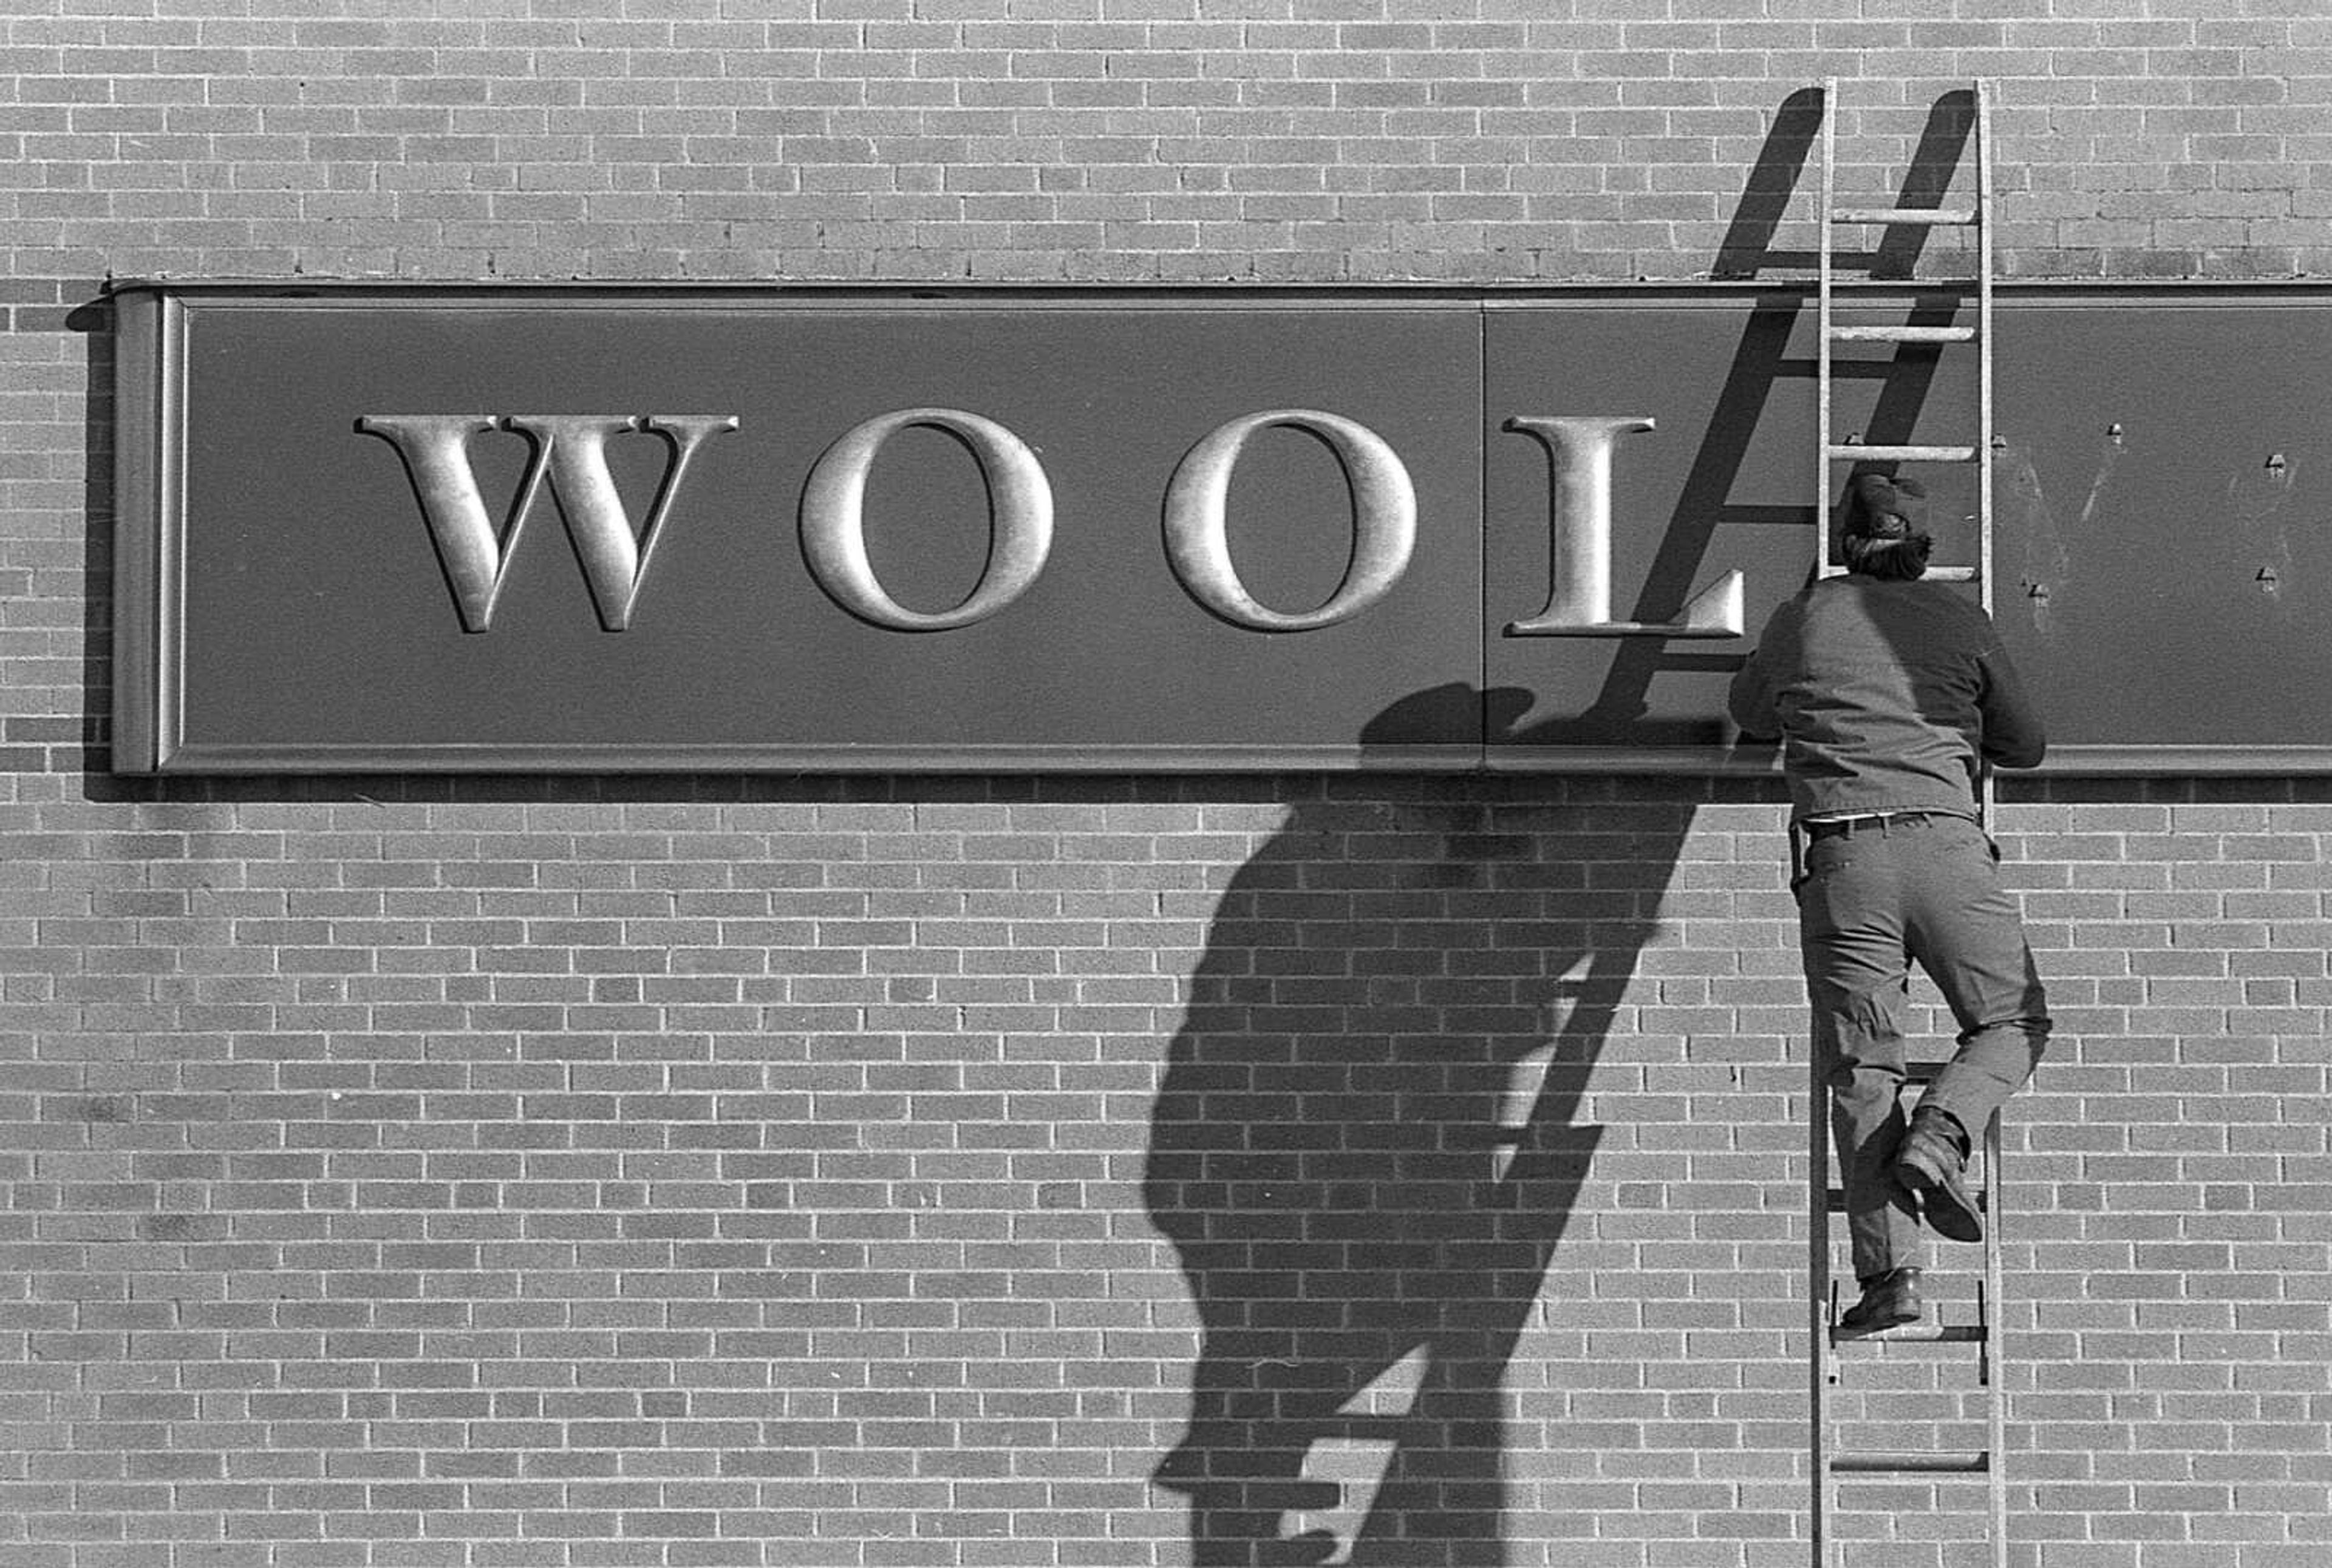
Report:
1794,811,2051,1280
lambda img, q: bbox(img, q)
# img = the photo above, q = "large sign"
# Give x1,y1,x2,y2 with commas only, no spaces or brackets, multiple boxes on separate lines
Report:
111,284,2332,772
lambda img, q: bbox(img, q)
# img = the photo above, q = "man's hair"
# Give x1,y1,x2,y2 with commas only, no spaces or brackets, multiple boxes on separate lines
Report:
1841,472,1932,581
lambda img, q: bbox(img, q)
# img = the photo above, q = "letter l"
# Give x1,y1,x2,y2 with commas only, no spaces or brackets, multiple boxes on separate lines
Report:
1504,415,1743,638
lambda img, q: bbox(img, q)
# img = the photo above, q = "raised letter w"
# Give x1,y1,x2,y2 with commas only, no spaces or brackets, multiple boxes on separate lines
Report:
357,414,738,632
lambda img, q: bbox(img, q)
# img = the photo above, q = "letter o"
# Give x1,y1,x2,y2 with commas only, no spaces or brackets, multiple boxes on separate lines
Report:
800,407,1054,632
1162,410,1417,632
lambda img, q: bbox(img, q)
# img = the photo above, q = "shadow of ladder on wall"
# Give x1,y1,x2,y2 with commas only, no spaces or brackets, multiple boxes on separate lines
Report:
1808,78,2010,1568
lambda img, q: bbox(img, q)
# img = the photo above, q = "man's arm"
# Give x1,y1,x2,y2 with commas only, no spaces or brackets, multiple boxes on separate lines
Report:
1976,636,2046,768
1727,604,1791,741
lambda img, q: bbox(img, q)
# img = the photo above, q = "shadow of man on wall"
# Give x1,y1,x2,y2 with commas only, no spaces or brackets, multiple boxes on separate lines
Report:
1145,686,1709,1566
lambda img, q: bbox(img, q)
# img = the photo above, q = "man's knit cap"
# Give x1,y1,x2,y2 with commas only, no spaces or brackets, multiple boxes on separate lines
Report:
1845,471,1927,539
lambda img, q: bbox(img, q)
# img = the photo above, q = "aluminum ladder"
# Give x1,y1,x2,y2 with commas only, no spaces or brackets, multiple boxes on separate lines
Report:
1809,77,2009,1568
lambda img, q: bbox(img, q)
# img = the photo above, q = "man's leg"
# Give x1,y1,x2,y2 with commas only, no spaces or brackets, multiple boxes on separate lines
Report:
1903,817,2051,1145
1886,816,2050,1241
1798,834,1922,1284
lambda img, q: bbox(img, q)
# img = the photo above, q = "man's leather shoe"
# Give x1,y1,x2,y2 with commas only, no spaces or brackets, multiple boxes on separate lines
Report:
1892,1110,1983,1242
1837,1267,1923,1335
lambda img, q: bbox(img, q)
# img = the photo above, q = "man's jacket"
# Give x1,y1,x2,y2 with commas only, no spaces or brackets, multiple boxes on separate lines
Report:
1727,575,2047,822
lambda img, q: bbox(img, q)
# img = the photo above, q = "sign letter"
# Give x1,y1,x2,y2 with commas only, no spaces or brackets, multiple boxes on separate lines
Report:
799,408,1054,632
358,413,737,632
1163,409,1416,632
1503,415,1742,638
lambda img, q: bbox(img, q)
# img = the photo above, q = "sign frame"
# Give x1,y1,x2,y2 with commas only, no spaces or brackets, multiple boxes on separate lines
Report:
109,280,2332,775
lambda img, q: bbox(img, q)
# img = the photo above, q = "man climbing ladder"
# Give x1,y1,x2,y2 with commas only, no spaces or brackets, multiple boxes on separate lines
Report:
1728,469,2051,1332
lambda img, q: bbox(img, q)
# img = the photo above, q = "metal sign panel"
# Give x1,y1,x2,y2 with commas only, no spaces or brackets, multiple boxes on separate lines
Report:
110,283,2332,772
117,290,1485,771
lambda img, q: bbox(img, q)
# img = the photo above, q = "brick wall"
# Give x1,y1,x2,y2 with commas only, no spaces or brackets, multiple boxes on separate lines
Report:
5,4,2332,1566
3,0,2330,285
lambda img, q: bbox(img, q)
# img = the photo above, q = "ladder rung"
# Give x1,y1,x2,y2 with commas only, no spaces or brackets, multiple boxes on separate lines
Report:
1830,1450,1990,1474
1830,206,1979,227
1830,1323,1986,1346
1824,443,1978,463
1824,1184,1989,1212
1828,325,1977,344
1815,565,1979,585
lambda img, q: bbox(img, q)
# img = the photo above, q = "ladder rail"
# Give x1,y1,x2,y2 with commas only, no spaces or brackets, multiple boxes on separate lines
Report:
1810,1019,1834,1567
1812,84,1839,1564
1977,79,2008,1568
1985,1099,2008,1568
1816,79,1837,584
1978,77,1997,648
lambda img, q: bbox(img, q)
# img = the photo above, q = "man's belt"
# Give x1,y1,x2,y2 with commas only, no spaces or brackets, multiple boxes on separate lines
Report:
1802,810,1951,841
